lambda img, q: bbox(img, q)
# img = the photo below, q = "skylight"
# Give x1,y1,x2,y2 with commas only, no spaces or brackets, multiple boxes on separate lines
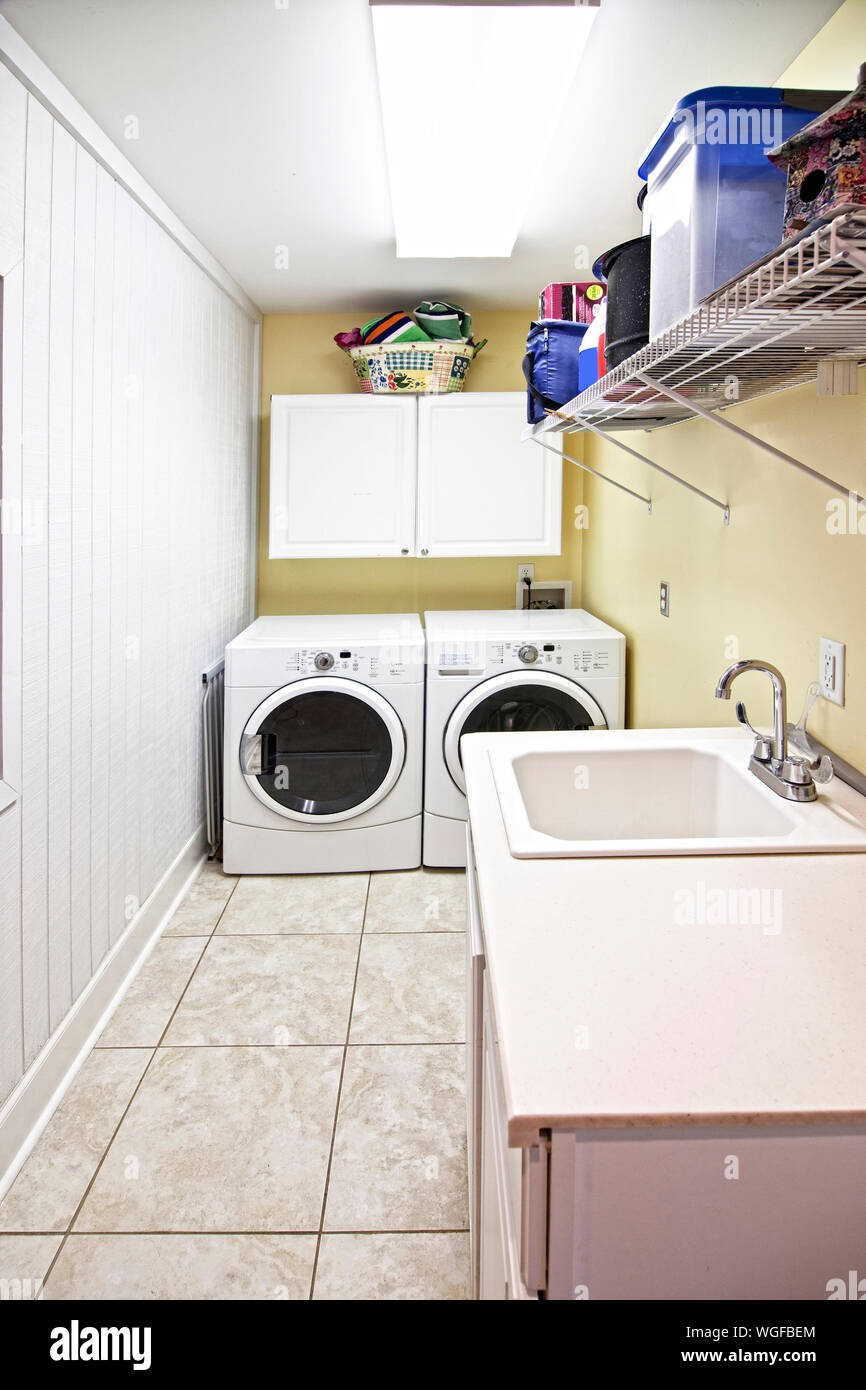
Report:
371,1,600,258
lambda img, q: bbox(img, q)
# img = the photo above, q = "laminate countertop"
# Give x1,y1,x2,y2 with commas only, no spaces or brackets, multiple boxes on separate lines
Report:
462,727,866,1144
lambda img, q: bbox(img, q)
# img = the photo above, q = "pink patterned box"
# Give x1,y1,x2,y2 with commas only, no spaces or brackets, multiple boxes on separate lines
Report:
539,281,606,323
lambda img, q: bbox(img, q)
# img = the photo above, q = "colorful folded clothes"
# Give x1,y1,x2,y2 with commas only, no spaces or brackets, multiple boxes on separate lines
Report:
336,302,485,358
334,328,363,352
361,312,431,345
413,299,472,341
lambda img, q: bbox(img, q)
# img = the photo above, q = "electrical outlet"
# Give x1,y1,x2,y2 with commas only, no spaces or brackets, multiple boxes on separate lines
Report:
659,580,670,617
517,564,535,583
820,637,845,706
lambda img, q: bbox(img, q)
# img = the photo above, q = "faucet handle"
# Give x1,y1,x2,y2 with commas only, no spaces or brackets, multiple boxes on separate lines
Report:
780,756,814,785
735,701,774,763
811,754,834,785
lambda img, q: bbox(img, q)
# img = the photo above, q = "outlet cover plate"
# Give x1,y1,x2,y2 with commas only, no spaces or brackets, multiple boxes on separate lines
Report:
820,636,845,706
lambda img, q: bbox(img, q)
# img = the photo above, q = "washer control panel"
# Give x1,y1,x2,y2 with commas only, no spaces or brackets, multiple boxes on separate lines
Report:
434,638,619,676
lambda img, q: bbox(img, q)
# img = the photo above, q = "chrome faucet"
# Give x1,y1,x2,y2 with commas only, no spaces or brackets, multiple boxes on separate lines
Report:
715,660,821,802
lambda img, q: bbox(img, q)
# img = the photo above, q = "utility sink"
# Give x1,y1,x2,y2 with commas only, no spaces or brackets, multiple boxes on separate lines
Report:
487,729,866,857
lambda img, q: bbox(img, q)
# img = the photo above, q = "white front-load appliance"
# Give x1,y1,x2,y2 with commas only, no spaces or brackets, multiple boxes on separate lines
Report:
423,609,626,867
223,614,424,874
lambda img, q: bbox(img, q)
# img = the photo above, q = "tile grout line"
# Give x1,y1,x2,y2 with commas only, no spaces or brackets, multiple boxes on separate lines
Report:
38,870,240,1291
308,873,372,1301
203,929,465,937
4,1227,470,1238
90,1040,463,1049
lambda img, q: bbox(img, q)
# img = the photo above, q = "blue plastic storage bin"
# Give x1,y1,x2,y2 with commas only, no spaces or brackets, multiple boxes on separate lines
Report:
638,86,826,337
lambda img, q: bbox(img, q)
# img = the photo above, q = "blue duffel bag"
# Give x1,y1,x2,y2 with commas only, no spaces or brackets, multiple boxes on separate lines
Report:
522,319,588,425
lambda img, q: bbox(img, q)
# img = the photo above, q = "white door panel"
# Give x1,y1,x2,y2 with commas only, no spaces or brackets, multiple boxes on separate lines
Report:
417,393,561,557
269,394,416,557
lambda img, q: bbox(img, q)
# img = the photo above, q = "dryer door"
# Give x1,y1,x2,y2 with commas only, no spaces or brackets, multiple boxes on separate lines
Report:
240,677,406,823
443,671,606,793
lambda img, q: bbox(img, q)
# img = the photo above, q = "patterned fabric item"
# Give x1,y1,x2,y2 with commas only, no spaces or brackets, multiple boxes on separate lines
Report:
413,299,472,340
361,312,430,345
767,71,866,234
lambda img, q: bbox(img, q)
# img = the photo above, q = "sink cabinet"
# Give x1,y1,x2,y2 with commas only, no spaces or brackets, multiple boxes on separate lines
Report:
466,825,866,1301
269,392,562,559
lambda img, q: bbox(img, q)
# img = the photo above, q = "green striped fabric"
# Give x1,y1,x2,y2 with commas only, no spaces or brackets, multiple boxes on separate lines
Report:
413,300,472,341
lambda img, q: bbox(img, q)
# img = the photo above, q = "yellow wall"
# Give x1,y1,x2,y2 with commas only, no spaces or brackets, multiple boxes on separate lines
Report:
257,311,584,618
580,0,866,767
775,0,866,87
579,381,866,762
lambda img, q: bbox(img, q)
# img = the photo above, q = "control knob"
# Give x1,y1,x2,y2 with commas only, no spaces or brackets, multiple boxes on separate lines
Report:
313,651,335,671
518,644,539,665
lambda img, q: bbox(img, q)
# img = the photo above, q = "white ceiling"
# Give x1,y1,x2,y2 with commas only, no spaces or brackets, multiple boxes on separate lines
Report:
0,0,842,313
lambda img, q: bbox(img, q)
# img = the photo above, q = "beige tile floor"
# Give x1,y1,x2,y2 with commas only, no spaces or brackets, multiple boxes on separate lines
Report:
0,862,470,1301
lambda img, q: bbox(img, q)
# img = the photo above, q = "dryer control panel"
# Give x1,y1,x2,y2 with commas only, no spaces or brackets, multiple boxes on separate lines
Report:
278,645,423,683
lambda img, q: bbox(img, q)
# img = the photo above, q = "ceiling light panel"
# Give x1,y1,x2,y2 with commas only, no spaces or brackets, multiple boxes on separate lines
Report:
371,2,599,257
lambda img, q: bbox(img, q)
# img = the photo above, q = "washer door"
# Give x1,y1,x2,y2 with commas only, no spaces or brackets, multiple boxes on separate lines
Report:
240,677,406,823
443,671,606,793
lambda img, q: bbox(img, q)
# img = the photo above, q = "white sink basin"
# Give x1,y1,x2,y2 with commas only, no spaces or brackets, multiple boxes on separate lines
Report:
487,730,866,857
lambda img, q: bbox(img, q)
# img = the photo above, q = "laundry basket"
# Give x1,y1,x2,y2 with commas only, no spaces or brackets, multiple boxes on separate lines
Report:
349,341,477,394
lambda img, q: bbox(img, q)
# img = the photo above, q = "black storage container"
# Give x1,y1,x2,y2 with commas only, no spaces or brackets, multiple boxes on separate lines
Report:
593,235,651,370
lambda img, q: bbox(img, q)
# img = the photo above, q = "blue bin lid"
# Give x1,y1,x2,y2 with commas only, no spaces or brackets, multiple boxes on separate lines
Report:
638,86,811,179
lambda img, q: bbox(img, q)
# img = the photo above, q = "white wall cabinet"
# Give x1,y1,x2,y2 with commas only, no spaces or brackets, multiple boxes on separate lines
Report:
416,394,561,557
269,395,417,559
269,392,562,560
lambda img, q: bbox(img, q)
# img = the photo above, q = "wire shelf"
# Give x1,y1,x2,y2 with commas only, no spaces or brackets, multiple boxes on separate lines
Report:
525,209,866,437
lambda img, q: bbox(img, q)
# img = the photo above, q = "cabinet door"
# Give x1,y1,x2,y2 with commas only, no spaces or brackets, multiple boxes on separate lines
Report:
269,394,417,558
416,393,562,558
479,976,532,1301
479,1043,511,1301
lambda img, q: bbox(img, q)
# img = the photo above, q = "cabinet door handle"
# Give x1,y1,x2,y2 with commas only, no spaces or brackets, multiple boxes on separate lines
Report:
521,1142,549,1294
400,547,409,555
420,548,429,556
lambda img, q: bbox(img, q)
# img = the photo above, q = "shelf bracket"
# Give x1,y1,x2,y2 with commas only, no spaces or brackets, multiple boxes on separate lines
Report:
636,372,866,508
532,436,652,513
545,409,730,524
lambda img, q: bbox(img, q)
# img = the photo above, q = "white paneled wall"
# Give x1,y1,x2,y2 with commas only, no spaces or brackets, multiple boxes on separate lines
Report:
0,66,259,1104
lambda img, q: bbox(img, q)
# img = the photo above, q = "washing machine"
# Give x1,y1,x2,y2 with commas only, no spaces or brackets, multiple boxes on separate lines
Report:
423,609,626,867
223,614,424,874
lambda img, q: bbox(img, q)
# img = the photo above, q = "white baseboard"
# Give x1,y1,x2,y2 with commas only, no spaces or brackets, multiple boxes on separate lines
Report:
0,824,206,1202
